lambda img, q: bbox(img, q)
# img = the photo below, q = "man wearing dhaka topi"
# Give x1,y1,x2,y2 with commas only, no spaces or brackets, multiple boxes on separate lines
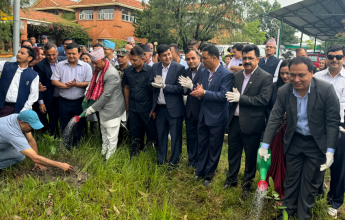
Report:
85,48,126,160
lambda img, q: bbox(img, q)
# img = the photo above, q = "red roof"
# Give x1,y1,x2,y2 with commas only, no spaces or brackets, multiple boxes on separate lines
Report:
32,0,76,8
20,9,69,23
65,0,144,9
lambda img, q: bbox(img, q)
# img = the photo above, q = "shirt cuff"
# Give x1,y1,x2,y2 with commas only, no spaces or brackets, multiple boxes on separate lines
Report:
38,100,44,104
261,143,270,149
327,148,335,154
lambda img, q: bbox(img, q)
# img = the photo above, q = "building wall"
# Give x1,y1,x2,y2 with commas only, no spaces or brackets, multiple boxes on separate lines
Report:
75,5,146,46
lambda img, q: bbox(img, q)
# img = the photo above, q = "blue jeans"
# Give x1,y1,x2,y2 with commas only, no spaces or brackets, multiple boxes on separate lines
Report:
0,147,25,169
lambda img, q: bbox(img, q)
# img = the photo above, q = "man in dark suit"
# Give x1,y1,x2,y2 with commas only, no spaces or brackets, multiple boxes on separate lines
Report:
224,45,273,199
57,38,73,61
33,42,60,136
149,44,186,166
181,45,233,187
182,48,204,167
259,56,340,220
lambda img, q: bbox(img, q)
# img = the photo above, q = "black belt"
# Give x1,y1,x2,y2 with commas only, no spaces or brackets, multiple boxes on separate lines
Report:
294,131,314,140
158,104,166,106
4,102,16,107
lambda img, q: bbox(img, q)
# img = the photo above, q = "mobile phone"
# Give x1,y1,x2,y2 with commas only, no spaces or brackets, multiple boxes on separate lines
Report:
239,64,243,66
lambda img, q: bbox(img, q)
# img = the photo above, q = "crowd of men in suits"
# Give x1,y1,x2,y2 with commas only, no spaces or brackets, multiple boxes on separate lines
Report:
1,35,345,220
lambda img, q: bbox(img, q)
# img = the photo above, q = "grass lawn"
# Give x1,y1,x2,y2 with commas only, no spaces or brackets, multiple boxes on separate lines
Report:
0,130,342,220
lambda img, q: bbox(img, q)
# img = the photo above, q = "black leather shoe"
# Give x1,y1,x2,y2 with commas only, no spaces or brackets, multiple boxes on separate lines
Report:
242,190,250,200
223,182,238,190
202,180,211,187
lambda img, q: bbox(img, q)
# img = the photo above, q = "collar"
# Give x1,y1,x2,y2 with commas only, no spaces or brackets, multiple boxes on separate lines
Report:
65,59,83,66
325,67,345,78
243,65,258,77
234,57,242,61
162,62,171,70
190,63,201,72
207,62,221,74
264,55,275,61
49,60,58,66
131,63,149,72
293,82,311,98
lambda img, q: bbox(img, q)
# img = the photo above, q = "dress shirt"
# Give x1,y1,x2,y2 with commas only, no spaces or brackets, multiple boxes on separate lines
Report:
107,56,116,66
179,58,189,69
190,63,202,80
51,59,92,100
263,56,282,83
122,64,152,113
157,63,171,105
207,63,221,86
229,57,242,68
234,66,257,116
38,61,59,105
261,83,334,153
0,61,39,112
314,68,345,122
147,61,154,66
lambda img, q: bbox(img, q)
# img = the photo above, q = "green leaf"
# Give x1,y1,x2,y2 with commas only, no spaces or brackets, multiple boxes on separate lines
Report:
50,145,56,155
279,206,287,209
269,177,274,189
283,210,288,220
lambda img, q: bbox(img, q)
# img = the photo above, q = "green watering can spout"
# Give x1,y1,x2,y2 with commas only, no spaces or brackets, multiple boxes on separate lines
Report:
257,142,271,190
74,98,95,122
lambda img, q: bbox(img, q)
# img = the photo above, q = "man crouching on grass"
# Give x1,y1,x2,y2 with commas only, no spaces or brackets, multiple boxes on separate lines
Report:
0,110,73,171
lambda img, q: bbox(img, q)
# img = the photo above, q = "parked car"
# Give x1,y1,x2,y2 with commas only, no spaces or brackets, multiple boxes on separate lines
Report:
307,53,326,69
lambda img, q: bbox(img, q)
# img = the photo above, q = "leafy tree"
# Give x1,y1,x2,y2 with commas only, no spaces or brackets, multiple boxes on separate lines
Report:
109,39,127,50
0,21,13,50
61,13,75,21
246,0,299,44
0,0,31,19
220,20,266,45
133,0,245,50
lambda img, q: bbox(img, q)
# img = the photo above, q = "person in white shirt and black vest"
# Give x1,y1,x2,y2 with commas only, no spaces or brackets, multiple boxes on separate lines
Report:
0,46,39,117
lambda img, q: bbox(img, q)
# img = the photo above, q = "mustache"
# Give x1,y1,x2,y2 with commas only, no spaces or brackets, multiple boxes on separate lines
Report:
244,63,252,66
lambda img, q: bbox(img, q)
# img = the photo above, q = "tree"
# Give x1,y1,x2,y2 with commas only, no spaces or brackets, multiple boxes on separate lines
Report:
246,0,299,44
133,0,245,50
220,20,266,45
0,0,31,19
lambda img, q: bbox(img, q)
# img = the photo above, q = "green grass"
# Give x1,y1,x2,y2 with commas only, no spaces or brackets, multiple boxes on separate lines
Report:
0,131,341,220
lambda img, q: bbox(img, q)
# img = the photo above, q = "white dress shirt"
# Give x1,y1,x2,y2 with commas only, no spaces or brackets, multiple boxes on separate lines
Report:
148,61,154,66
0,61,39,112
314,67,345,122
263,57,282,83
157,63,171,105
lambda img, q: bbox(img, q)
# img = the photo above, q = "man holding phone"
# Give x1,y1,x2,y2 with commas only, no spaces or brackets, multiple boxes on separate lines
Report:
229,44,244,73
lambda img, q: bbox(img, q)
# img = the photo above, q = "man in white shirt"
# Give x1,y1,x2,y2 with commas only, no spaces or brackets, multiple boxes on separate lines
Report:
314,44,345,219
229,44,244,73
170,43,189,69
0,46,39,117
140,44,154,66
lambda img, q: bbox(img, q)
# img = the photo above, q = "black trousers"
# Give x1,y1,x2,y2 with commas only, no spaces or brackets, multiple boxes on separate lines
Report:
129,110,158,156
225,116,262,190
59,97,86,149
156,105,183,165
196,117,226,180
186,114,199,167
327,130,345,209
283,132,326,220
36,97,60,136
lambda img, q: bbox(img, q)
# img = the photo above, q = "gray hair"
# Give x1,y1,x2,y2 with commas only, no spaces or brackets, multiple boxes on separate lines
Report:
43,42,57,51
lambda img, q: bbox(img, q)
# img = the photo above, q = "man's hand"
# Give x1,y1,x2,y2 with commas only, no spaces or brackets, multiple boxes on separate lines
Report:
226,88,240,102
178,76,193,90
258,147,270,162
154,76,163,84
65,79,77,88
320,152,334,171
85,106,95,117
151,82,165,89
39,103,47,114
59,163,74,172
39,82,46,92
149,110,156,120
190,83,205,98
32,163,47,171
340,126,345,134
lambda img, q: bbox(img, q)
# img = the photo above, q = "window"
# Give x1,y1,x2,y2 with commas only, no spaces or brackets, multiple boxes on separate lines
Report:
122,9,135,22
98,8,114,20
97,39,104,45
308,55,318,62
79,9,93,20
47,10,59,15
88,39,93,49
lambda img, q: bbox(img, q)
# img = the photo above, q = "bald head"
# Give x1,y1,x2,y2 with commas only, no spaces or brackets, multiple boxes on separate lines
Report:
124,44,133,53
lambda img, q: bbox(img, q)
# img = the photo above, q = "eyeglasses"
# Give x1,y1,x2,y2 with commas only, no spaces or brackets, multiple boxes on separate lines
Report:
266,46,275,49
327,55,344,60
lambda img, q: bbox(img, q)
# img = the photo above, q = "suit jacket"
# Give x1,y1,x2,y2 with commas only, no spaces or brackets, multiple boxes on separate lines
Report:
263,78,340,154
91,65,126,121
185,63,204,119
149,61,186,118
33,58,56,107
198,64,233,127
227,67,273,134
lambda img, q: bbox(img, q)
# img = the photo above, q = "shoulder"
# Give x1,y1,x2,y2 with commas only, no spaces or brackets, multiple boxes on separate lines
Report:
56,60,68,68
313,77,332,90
105,65,118,76
218,65,232,75
313,69,327,78
277,82,291,97
256,67,273,79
